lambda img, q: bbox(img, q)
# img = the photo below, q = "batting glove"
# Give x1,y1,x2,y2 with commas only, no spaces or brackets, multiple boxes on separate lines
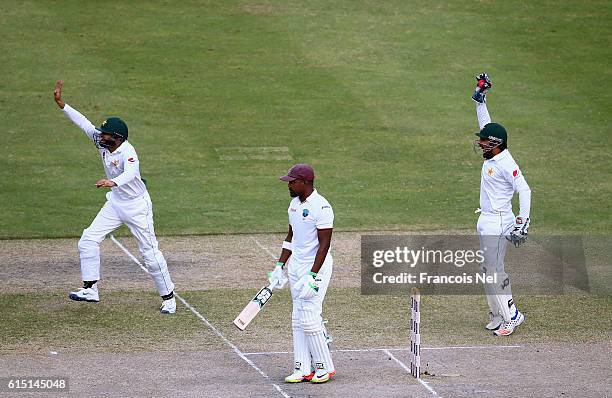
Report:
268,261,288,288
472,73,492,103
298,272,320,300
507,217,530,247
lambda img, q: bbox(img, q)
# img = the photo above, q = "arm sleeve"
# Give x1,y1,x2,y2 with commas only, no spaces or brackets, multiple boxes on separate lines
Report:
316,205,334,229
111,153,140,187
516,176,531,220
506,167,531,219
61,104,98,141
476,102,492,130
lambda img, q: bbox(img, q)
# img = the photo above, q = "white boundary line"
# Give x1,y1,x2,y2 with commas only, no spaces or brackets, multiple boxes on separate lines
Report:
242,345,521,356
383,349,439,397
110,235,290,398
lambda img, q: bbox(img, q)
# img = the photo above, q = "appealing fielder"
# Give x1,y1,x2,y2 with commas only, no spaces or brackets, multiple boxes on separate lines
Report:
472,73,532,336
53,80,176,314
269,164,336,384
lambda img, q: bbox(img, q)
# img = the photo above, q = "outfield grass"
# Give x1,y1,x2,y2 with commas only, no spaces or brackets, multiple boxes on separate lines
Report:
1,0,610,238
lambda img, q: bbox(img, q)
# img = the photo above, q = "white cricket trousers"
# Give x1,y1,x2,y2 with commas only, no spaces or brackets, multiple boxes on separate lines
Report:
78,192,175,296
288,256,334,375
477,211,515,321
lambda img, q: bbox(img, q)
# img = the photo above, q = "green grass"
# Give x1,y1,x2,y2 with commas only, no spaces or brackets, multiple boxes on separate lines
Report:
1,0,610,238
2,289,610,354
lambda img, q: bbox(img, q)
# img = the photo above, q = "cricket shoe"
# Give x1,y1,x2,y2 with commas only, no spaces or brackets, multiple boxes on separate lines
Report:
160,297,176,314
310,370,336,384
493,310,525,336
485,312,504,331
69,286,99,302
284,371,315,383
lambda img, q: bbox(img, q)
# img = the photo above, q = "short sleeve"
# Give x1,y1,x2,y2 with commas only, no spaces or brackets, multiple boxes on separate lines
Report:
316,203,334,229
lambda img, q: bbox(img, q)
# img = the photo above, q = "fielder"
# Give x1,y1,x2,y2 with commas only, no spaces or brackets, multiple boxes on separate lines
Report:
53,80,176,314
269,164,336,383
472,73,532,336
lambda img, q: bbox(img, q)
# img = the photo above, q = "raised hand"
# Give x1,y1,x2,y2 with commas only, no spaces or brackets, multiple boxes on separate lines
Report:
472,73,492,103
54,80,65,109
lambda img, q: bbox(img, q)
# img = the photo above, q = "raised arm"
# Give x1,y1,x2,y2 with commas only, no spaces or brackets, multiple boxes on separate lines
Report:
54,80,98,141
472,73,492,130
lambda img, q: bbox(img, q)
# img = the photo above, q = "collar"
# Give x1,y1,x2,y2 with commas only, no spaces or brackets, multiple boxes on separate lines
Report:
107,141,128,155
300,189,318,204
490,149,509,162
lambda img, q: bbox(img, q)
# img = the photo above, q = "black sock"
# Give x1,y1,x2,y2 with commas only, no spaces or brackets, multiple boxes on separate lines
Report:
83,280,97,289
161,291,174,300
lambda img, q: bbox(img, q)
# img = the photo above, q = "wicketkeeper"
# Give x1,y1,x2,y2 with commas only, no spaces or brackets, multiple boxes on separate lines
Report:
472,73,532,336
269,164,336,383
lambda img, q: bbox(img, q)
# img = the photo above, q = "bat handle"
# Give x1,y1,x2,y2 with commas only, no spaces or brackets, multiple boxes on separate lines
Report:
269,278,283,290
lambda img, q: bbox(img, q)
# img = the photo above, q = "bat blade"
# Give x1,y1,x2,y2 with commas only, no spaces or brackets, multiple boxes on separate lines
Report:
233,282,276,330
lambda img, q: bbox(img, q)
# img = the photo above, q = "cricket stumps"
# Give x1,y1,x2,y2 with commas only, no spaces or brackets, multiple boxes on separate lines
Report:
410,287,421,378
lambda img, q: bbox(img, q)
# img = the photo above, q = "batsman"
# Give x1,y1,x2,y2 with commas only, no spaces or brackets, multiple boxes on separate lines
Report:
472,73,532,336
270,164,336,383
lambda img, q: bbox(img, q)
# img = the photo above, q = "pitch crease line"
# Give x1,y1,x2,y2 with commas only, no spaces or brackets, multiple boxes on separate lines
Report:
242,345,521,356
251,236,277,260
383,349,439,397
110,235,290,398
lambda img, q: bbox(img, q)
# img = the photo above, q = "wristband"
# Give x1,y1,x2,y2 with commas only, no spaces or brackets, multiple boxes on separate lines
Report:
308,271,317,277
282,241,292,251
276,261,285,268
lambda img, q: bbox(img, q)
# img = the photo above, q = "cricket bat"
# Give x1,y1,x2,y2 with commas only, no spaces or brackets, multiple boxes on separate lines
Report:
233,279,280,330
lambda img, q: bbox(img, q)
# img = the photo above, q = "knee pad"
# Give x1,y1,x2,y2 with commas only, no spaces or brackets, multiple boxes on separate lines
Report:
300,309,322,335
77,235,98,256
141,248,165,273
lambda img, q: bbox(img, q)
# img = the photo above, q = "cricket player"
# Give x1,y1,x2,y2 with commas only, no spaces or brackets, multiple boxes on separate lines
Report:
53,80,176,314
269,164,336,383
472,73,531,336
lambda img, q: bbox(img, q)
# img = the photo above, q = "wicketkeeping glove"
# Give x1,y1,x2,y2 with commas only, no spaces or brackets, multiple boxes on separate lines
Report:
507,217,530,247
298,271,320,300
472,73,492,103
268,261,288,288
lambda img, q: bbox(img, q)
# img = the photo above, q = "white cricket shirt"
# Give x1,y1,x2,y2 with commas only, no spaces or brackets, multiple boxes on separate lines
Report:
480,149,531,218
62,104,147,201
288,189,333,263
475,102,531,219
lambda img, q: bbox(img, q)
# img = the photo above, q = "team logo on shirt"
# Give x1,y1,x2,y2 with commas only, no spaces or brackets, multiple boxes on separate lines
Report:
487,167,494,176
513,169,518,177
128,157,135,162
302,209,309,217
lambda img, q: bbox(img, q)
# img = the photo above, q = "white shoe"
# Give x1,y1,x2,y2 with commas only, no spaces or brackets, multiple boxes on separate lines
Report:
485,312,504,331
494,310,525,336
284,370,314,383
69,285,99,302
310,370,336,384
160,297,176,314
